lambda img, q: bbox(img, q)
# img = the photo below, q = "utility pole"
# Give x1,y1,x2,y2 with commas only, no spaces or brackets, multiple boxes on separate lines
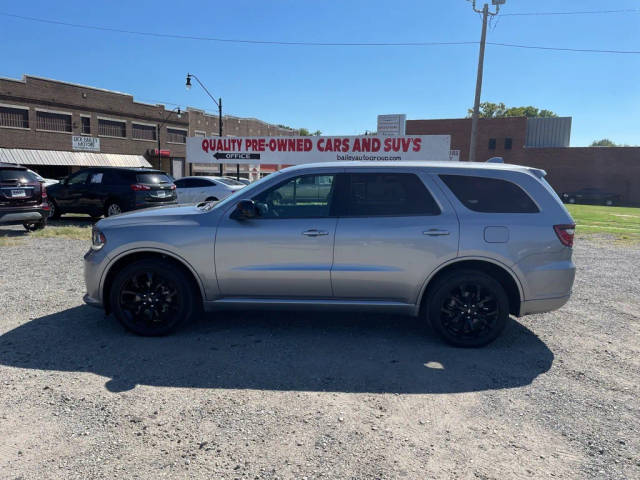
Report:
468,0,504,162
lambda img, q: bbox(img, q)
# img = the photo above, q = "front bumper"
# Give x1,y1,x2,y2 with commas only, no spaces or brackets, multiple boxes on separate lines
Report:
83,293,103,309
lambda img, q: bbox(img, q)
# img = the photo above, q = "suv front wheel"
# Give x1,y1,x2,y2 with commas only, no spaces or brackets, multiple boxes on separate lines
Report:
109,259,194,336
427,270,509,347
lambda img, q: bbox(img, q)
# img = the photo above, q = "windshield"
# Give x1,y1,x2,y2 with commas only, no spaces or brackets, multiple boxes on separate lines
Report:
200,171,282,212
136,172,173,184
217,177,246,186
0,169,38,183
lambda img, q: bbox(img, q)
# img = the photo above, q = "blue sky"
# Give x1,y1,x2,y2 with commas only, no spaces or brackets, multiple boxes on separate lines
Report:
1,0,638,146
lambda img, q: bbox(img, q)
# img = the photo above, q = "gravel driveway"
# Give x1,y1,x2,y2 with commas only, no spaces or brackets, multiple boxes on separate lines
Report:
0,227,638,479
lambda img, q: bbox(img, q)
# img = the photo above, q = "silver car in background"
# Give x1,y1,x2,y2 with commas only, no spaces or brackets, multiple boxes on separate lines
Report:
84,161,576,347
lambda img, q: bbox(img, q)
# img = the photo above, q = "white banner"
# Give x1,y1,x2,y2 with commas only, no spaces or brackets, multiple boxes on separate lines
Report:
187,135,451,165
72,136,100,152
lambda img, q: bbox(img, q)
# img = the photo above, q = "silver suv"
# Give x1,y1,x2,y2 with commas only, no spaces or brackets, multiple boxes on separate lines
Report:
84,161,576,347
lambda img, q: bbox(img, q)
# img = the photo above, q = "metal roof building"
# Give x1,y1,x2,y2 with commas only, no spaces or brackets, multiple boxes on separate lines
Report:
0,148,151,168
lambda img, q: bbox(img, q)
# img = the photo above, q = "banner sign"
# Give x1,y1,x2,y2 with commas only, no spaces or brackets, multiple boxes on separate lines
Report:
377,114,406,136
187,135,451,165
72,136,100,152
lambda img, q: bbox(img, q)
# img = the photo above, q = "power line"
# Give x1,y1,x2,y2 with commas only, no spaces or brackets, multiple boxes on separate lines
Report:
0,13,475,47
1,12,639,54
488,42,640,55
501,9,640,17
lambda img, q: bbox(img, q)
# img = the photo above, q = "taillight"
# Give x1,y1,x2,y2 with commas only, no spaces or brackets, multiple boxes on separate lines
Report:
170,184,176,190
130,184,151,191
41,184,47,199
554,224,575,247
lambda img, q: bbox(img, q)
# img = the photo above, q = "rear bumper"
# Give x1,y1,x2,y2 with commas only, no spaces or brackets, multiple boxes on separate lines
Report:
520,294,571,316
0,206,48,225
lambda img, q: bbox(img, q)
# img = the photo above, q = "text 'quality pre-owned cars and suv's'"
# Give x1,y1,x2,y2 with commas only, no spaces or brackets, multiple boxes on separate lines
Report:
0,162,50,231
84,161,576,347
47,167,176,219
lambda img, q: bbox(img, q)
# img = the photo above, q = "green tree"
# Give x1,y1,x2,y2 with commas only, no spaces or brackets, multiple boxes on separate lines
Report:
468,102,558,118
298,128,311,136
312,130,322,136
590,139,618,147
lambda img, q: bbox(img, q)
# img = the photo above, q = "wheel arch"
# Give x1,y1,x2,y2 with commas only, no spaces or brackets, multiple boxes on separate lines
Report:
101,249,205,315
418,258,524,317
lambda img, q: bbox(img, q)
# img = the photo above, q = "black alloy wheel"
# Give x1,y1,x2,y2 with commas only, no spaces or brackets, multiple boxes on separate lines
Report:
109,259,195,336
49,200,61,219
427,270,509,347
105,201,123,217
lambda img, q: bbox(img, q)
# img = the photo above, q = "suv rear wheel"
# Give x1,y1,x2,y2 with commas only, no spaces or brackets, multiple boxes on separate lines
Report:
109,259,194,336
105,201,123,217
426,270,509,347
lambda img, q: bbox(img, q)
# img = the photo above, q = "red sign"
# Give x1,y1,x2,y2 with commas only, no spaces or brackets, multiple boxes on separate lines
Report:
151,149,171,157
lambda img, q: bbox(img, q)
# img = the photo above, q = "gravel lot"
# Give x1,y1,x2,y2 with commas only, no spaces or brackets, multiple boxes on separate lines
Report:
0,226,639,479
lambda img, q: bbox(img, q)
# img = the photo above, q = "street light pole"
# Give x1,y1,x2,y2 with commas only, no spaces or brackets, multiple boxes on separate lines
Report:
468,0,503,162
156,107,181,172
186,73,229,176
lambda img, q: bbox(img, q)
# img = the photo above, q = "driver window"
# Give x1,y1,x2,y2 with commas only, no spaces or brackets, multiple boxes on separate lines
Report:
67,171,90,186
253,174,335,219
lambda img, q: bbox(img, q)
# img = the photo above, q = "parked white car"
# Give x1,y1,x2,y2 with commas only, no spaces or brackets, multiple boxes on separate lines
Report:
27,169,59,187
174,176,245,204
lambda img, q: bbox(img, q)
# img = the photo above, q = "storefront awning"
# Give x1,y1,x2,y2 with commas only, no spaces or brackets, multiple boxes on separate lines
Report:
0,148,152,168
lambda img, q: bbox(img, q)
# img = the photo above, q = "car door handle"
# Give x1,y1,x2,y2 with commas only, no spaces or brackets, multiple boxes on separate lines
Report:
423,229,450,237
302,229,329,237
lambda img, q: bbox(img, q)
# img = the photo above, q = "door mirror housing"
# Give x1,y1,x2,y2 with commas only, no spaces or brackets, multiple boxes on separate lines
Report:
230,199,258,220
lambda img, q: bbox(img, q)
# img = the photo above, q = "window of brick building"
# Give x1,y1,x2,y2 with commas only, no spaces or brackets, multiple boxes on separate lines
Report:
167,128,187,143
36,110,72,132
0,105,29,129
81,116,91,134
98,118,126,137
132,123,157,141
488,138,497,150
505,138,513,150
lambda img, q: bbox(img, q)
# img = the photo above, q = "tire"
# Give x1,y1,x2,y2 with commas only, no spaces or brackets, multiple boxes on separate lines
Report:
105,201,123,217
49,200,61,219
23,219,47,232
426,270,509,348
109,259,195,336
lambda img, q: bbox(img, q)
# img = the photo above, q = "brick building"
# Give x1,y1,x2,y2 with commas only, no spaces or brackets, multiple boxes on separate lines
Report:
407,116,640,206
0,75,297,179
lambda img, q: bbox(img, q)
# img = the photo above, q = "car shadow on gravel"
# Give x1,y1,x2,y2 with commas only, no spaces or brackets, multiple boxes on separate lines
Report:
0,306,553,394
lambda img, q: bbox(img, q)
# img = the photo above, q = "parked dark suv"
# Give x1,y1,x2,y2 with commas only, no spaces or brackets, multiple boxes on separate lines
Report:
0,162,49,231
47,167,177,218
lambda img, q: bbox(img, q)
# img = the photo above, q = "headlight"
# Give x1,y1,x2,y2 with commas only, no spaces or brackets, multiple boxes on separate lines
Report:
91,227,107,250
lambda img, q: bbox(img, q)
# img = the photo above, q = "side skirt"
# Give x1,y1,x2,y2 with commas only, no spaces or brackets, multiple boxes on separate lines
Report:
202,298,419,316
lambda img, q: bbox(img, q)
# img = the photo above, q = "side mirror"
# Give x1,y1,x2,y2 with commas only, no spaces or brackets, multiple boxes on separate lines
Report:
230,199,258,220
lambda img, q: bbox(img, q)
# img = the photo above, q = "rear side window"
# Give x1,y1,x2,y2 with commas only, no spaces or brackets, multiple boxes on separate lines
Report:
440,175,539,213
0,169,38,183
136,172,172,184
191,179,213,187
345,173,440,216
102,170,129,185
